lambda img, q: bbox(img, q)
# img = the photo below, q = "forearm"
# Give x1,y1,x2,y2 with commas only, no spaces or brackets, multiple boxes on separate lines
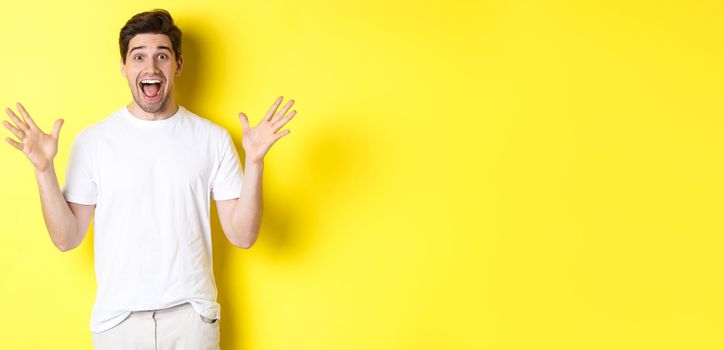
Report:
230,159,263,248
35,164,78,251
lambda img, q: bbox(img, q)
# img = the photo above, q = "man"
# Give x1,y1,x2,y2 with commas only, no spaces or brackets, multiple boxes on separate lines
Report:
2,9,297,349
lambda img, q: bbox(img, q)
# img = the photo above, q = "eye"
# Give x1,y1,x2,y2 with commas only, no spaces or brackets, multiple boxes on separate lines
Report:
134,55,143,61
159,53,168,60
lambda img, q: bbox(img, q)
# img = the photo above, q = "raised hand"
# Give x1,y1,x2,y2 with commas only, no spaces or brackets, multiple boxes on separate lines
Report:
3,103,64,171
238,96,297,164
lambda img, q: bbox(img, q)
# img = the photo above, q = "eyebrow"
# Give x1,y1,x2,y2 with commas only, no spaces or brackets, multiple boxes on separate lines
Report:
129,45,173,54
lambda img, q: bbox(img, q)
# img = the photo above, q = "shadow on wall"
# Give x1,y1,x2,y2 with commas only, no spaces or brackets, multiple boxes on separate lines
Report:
174,28,206,114
256,121,374,258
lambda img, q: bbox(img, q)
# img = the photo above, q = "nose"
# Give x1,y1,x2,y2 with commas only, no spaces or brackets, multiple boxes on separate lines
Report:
142,57,162,73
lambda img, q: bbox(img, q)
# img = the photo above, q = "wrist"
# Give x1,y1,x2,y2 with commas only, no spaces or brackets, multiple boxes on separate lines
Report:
34,163,57,182
34,161,55,175
244,158,264,170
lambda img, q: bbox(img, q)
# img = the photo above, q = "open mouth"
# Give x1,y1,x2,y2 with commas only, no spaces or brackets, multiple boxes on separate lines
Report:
139,78,163,100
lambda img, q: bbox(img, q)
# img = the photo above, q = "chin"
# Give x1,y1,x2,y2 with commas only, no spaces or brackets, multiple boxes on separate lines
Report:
140,105,163,113
134,93,169,114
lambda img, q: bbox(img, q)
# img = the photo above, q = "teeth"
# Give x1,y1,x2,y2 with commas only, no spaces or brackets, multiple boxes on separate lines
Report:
141,80,161,84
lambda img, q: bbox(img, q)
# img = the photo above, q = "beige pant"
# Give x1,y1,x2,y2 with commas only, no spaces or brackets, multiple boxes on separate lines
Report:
91,302,220,349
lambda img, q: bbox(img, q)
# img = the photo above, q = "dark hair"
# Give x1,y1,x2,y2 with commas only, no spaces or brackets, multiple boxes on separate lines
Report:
119,9,182,64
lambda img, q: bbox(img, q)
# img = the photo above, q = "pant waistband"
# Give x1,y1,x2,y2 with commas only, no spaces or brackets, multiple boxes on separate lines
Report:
130,302,193,317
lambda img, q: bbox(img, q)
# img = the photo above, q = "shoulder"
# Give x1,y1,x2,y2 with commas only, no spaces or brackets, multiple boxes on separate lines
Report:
72,107,127,144
181,107,233,139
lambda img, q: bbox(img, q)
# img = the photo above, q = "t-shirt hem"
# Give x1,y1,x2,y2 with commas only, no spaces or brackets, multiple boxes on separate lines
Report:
89,311,131,334
63,194,97,205
212,192,241,201
90,300,220,333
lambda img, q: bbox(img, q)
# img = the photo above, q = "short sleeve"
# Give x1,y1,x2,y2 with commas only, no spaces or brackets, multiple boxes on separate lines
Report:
62,132,98,205
211,129,244,200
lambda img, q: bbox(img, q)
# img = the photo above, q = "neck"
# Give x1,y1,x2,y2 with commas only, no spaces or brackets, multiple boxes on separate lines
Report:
127,100,180,121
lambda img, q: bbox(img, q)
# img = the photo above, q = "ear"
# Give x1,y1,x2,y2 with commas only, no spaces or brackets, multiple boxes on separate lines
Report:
120,58,127,79
175,55,184,76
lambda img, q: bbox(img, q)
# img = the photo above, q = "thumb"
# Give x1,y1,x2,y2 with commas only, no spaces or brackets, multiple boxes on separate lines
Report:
239,113,250,130
51,119,64,140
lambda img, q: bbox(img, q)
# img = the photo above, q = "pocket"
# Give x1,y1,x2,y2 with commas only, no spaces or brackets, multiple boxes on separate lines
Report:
199,314,219,324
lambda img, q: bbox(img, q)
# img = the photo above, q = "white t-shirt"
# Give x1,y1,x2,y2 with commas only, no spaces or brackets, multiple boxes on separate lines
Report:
62,106,243,333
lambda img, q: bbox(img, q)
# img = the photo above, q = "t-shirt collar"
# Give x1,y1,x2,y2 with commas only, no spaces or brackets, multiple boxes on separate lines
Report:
122,105,185,127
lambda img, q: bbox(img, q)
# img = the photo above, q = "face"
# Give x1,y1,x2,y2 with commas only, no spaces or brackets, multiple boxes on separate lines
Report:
121,33,183,114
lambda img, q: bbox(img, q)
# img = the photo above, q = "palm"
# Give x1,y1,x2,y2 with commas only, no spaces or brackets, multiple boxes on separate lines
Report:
23,127,58,167
238,96,297,163
3,103,63,171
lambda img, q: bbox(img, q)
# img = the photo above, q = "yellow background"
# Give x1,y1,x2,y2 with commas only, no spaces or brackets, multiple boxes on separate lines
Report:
1,0,722,349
